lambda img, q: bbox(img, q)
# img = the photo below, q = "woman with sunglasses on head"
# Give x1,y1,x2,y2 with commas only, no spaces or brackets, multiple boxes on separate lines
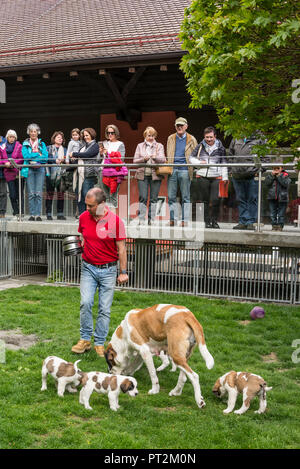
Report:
70,127,99,215
100,124,125,208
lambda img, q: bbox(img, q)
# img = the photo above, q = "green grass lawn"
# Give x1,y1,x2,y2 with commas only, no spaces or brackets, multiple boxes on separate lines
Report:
0,285,299,449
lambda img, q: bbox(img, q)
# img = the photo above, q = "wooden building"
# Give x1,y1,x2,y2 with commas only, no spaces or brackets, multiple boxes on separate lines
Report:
0,0,219,149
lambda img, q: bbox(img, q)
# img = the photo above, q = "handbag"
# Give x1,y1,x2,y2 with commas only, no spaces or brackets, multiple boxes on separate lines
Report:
156,165,173,176
219,180,229,198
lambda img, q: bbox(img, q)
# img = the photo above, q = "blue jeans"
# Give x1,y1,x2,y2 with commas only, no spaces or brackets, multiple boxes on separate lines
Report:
78,176,97,215
167,169,191,222
79,261,117,346
269,200,287,226
138,176,162,222
232,177,258,225
26,167,45,216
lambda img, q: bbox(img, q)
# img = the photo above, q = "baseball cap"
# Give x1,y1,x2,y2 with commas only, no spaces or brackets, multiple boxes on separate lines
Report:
175,117,187,126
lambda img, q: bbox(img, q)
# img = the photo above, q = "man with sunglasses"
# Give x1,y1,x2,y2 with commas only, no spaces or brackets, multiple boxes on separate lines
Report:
166,117,197,226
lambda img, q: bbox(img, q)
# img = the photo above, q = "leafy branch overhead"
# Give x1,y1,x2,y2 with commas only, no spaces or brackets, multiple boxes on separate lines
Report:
180,0,300,151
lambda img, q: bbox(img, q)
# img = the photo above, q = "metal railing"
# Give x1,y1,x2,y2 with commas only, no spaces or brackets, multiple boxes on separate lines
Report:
3,154,299,230
0,219,12,279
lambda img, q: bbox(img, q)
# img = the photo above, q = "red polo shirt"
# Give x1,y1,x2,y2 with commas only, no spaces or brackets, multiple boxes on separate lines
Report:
78,208,126,265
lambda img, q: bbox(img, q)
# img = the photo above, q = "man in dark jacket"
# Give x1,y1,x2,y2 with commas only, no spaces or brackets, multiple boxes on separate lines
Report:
265,165,291,231
228,135,266,230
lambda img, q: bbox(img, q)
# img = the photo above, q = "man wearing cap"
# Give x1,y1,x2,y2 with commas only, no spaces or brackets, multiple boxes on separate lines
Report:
166,117,197,226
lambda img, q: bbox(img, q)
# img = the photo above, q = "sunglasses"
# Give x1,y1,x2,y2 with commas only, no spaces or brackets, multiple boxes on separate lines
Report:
176,124,185,128
107,131,115,135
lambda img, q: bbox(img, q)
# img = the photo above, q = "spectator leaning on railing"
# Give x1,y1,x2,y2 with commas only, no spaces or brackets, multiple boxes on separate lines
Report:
189,126,227,229
166,117,197,227
133,126,166,225
70,127,99,215
0,130,24,220
46,131,67,221
228,134,267,230
265,162,291,231
21,123,48,221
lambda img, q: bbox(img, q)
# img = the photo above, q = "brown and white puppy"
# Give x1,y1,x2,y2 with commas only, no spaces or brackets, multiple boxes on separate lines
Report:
79,372,138,411
105,304,214,409
213,371,272,414
41,356,86,397
157,350,177,372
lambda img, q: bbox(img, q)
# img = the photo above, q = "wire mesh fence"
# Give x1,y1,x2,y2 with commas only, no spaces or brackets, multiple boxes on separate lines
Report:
45,236,300,304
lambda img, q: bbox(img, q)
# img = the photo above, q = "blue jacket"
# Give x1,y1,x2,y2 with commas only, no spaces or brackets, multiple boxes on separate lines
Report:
21,138,48,178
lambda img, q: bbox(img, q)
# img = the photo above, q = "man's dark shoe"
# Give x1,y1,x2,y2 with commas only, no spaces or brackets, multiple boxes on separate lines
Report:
211,221,220,229
28,216,35,221
47,215,53,221
36,216,42,222
168,220,175,227
57,215,66,220
233,224,247,230
205,221,212,228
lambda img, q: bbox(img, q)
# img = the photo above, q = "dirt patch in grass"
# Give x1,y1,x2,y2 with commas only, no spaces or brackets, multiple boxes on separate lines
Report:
22,300,41,305
262,352,278,363
239,320,251,326
0,329,38,351
155,406,177,412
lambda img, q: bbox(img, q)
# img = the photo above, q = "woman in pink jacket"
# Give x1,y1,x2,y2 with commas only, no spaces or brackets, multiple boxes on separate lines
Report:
0,130,24,219
133,126,166,225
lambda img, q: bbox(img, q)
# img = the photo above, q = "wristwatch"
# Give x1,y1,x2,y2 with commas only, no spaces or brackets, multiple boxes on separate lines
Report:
121,269,127,275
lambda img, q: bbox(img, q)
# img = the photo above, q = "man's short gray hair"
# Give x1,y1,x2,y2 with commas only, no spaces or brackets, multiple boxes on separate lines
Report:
27,123,41,135
86,187,106,204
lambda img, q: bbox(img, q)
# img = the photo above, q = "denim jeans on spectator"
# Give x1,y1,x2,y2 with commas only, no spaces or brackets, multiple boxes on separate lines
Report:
232,177,258,225
269,200,287,226
77,176,97,215
45,177,64,217
0,178,7,215
79,261,117,346
167,169,191,222
138,176,161,222
26,166,45,216
7,178,25,215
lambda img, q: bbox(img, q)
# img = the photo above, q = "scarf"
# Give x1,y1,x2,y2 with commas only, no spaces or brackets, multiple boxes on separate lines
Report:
5,141,16,157
30,138,39,153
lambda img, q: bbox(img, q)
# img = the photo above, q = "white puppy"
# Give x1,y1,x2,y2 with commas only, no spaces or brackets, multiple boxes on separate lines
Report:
213,371,272,414
79,372,138,411
41,356,85,397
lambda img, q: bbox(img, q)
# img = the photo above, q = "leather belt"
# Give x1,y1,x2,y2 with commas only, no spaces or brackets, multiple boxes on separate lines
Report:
85,261,117,269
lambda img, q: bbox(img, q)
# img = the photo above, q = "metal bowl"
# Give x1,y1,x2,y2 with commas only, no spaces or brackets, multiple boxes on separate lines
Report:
62,236,83,256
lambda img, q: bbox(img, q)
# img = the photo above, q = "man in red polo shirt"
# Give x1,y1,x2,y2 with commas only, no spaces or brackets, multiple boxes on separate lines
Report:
72,187,128,357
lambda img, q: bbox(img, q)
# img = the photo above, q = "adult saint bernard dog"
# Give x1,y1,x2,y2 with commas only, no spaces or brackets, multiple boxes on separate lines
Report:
105,304,214,408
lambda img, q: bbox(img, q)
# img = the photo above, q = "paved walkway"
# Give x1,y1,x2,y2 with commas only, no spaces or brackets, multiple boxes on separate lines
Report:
0,276,52,291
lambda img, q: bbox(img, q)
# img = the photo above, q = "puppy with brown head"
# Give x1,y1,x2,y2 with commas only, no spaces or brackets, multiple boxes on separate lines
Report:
79,372,138,411
213,371,272,414
41,356,87,397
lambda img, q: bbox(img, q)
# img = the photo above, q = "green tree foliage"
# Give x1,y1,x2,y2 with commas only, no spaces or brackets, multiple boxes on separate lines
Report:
180,0,300,152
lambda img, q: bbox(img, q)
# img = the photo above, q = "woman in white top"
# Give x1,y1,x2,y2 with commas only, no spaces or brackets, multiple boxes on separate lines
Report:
100,124,125,207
